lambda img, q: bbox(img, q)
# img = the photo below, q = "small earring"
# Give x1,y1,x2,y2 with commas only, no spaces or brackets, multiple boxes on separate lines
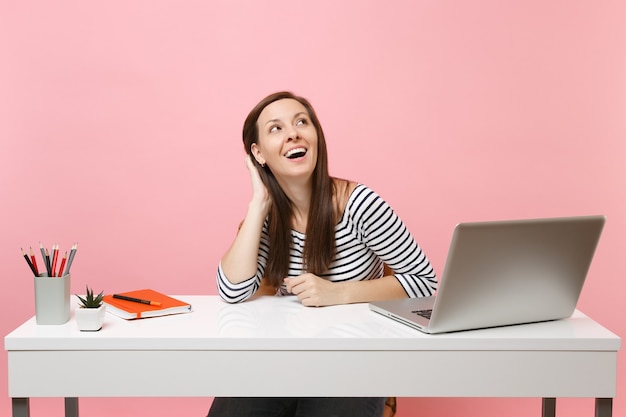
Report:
260,162,266,168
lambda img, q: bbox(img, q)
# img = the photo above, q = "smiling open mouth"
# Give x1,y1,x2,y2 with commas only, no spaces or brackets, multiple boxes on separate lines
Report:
285,148,307,159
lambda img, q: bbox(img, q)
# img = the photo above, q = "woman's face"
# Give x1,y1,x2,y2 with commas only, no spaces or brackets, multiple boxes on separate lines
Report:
252,98,319,185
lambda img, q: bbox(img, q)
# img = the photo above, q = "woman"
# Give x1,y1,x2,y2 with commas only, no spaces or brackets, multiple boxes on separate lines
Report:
210,91,437,417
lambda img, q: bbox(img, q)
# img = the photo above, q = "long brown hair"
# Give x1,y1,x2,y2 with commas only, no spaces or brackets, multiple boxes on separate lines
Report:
242,91,335,287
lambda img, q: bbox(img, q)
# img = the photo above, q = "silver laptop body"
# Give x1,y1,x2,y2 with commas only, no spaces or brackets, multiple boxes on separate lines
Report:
369,215,605,334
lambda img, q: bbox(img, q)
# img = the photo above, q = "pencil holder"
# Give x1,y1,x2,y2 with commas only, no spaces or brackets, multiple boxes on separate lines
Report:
34,273,71,325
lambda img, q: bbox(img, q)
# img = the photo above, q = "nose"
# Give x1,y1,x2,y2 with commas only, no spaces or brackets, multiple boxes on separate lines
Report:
285,126,299,141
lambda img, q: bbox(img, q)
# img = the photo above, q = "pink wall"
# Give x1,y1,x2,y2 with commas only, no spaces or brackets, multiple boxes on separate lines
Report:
1,1,624,416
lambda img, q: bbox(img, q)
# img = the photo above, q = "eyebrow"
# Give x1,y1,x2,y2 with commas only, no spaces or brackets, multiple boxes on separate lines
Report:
264,112,309,127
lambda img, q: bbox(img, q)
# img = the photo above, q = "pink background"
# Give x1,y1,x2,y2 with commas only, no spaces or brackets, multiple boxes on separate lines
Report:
1,1,624,416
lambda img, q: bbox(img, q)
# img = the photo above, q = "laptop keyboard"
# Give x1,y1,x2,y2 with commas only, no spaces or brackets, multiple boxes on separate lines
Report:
411,309,432,319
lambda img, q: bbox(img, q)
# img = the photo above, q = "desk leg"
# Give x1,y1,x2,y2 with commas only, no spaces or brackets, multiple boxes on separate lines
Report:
65,397,79,417
595,398,612,417
12,398,30,417
542,398,556,417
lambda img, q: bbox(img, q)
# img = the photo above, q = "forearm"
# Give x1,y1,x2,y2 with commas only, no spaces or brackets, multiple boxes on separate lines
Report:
338,275,408,305
220,202,268,284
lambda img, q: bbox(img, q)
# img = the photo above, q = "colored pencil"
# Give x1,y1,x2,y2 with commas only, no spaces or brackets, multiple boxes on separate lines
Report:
21,248,38,276
51,244,59,277
29,247,39,276
45,248,51,276
40,242,51,276
57,252,67,278
65,243,78,275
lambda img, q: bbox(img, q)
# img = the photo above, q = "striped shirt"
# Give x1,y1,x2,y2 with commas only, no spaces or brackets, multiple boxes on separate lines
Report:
217,184,437,303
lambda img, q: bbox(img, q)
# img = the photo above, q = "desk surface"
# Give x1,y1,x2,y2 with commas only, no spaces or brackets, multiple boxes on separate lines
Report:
5,295,620,351
4,296,622,399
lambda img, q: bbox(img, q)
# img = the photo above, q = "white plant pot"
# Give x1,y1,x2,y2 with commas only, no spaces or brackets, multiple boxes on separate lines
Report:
75,304,106,331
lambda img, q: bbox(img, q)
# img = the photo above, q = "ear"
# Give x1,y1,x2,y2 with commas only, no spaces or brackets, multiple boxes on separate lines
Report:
250,144,266,166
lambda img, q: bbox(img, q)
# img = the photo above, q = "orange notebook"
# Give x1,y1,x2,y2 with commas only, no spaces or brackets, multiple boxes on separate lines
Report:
103,289,192,320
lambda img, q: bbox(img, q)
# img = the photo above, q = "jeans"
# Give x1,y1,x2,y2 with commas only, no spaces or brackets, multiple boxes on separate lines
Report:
207,397,386,417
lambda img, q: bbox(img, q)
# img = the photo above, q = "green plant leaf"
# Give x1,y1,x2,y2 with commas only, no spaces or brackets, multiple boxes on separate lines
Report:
75,285,104,308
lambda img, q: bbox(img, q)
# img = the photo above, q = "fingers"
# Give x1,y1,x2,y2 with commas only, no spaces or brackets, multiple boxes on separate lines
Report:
283,277,298,294
284,275,322,307
245,155,271,208
245,154,260,175
285,277,309,301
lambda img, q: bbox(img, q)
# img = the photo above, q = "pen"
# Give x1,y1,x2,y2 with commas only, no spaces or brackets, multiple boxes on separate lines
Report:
29,247,39,276
113,294,162,307
21,248,38,276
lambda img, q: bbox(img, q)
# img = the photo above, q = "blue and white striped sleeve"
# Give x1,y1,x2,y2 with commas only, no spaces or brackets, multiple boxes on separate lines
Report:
350,186,438,297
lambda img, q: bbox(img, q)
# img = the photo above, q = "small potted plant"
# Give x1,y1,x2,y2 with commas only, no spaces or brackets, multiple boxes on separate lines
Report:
75,286,106,331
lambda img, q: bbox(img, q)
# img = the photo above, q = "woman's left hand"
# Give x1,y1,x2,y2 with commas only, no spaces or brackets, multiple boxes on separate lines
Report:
284,274,346,307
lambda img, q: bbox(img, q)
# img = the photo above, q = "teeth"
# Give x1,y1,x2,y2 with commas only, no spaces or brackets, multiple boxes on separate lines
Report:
285,148,307,158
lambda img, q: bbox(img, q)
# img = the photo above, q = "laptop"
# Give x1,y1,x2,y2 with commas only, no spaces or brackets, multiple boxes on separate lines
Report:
369,215,605,334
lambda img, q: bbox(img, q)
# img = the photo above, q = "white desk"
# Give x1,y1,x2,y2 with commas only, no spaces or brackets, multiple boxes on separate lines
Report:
5,296,621,417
